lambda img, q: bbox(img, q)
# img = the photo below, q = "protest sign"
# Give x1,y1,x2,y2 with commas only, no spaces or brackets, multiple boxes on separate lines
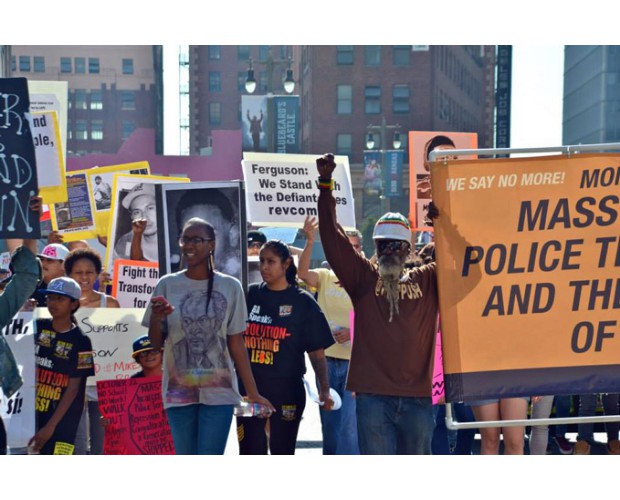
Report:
242,152,356,229
35,308,146,384
156,181,247,286
30,110,66,205
50,170,98,241
0,312,35,452
431,153,620,402
104,174,189,274
113,260,159,308
28,81,68,168
408,131,477,231
84,161,151,236
0,77,40,239
97,377,174,455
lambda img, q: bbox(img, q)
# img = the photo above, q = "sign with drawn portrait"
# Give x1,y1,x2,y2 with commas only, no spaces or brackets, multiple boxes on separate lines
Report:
156,181,247,288
0,77,40,239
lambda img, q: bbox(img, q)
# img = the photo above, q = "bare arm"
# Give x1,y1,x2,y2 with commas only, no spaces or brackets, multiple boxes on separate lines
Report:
129,219,147,261
227,333,275,412
28,377,81,452
147,296,174,349
296,216,320,288
308,349,333,411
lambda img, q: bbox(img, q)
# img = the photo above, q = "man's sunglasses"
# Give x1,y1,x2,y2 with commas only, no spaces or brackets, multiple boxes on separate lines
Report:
376,240,409,252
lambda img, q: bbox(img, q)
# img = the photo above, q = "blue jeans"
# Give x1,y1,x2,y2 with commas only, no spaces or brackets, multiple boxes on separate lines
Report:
550,395,572,438
577,393,620,442
318,358,359,455
166,404,233,455
356,393,434,454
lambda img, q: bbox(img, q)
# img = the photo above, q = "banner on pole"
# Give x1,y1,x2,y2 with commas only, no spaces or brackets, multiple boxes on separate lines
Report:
431,153,620,402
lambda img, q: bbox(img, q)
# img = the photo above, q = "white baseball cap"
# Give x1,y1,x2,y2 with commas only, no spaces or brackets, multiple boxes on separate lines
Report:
372,212,412,244
38,244,70,261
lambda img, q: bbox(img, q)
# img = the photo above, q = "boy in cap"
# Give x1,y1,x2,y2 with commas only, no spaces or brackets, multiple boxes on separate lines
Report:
29,277,95,454
130,335,163,379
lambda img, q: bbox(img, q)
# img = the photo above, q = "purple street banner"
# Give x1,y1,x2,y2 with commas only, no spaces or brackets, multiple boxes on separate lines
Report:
0,77,40,239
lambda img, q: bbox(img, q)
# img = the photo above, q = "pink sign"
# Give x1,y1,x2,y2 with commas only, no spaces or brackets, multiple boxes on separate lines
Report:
97,376,174,455
432,330,445,404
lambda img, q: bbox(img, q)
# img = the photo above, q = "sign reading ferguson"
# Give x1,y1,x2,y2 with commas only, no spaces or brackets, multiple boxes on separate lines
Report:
431,154,620,402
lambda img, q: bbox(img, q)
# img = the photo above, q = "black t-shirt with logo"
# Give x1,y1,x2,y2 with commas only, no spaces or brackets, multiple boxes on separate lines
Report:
244,283,334,380
35,318,95,455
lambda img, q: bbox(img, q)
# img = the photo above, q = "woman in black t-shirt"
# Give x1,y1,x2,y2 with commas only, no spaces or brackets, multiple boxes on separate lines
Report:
238,240,335,455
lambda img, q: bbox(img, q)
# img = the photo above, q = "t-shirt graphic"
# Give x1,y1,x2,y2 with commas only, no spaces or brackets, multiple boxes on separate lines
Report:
167,289,232,402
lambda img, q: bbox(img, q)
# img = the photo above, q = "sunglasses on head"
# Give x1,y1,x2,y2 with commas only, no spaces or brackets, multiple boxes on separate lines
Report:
376,240,409,252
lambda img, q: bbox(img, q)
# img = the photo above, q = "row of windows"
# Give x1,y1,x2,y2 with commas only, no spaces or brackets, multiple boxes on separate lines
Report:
68,119,135,140
337,84,411,114
435,47,482,105
69,90,136,110
206,70,290,93
436,88,478,132
208,45,290,62
12,56,134,75
336,46,411,66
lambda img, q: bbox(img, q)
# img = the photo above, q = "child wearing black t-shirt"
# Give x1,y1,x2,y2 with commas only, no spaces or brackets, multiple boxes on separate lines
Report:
28,277,95,455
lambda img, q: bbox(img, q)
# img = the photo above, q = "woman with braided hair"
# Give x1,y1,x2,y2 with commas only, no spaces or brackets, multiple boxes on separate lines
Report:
142,217,272,454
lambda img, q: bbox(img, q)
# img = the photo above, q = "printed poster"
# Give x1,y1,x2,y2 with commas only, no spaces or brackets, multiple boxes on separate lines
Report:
242,152,356,230
112,260,159,309
408,131,477,231
431,153,620,402
97,377,174,455
50,170,98,241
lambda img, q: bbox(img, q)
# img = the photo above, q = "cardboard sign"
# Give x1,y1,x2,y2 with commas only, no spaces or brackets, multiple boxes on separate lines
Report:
242,152,356,230
97,377,174,455
112,260,159,308
431,153,620,402
0,77,40,239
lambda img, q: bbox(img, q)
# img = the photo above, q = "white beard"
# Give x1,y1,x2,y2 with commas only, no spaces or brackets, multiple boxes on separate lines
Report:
378,254,406,322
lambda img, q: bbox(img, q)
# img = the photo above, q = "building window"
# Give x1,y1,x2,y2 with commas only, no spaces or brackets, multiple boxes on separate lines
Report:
238,46,250,61
392,84,410,113
122,120,135,139
365,86,381,114
209,102,222,125
337,85,352,114
33,56,45,73
122,58,134,75
121,91,135,110
336,134,353,156
11,55,16,72
393,46,411,66
89,57,100,74
75,57,85,74
336,46,354,65
365,46,381,66
90,90,103,110
208,46,221,60
209,72,221,92
91,120,103,140
238,71,246,91
75,120,88,140
67,119,72,140
19,56,31,72
259,46,270,60
74,90,87,110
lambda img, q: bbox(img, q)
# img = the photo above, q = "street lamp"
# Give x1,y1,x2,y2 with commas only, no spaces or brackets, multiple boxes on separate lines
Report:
245,47,295,95
366,117,401,214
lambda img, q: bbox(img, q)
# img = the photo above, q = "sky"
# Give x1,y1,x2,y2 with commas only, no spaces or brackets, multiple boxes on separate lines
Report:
162,45,566,156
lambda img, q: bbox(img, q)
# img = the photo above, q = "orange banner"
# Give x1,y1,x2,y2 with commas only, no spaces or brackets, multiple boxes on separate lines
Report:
431,153,620,401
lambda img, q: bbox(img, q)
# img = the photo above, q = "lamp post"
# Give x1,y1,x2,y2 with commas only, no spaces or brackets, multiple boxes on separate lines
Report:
245,47,295,95
366,117,401,214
